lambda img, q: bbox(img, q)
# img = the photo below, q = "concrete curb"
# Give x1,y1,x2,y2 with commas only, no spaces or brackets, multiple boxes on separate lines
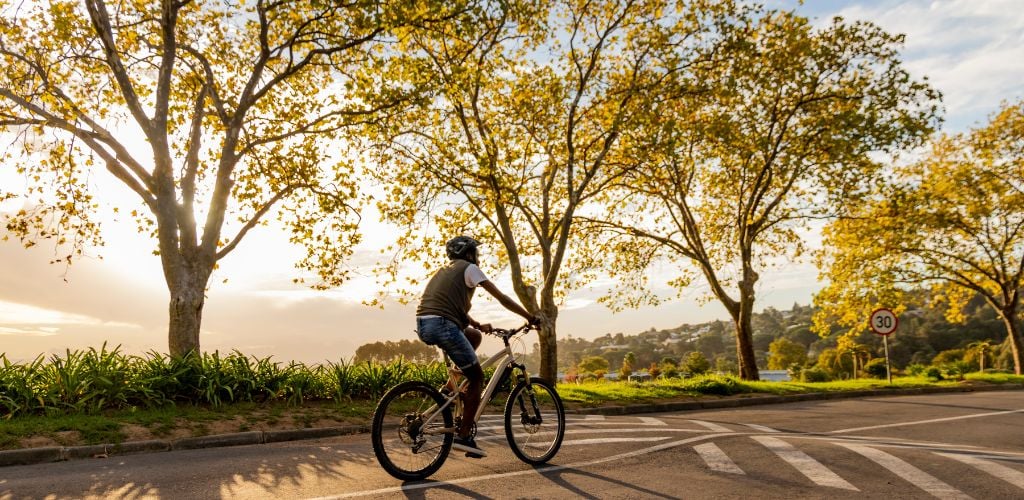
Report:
1,383,1021,468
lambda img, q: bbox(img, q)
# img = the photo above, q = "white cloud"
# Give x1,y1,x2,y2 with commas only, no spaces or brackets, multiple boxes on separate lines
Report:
830,0,1024,130
0,300,141,329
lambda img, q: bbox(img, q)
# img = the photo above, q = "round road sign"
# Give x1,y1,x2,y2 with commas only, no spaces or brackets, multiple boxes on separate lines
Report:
870,308,898,336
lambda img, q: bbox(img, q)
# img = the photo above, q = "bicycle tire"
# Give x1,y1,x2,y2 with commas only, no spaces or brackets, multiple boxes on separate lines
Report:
504,377,565,465
371,381,454,480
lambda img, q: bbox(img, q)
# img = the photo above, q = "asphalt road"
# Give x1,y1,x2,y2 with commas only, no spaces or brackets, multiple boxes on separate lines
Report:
1,390,1023,499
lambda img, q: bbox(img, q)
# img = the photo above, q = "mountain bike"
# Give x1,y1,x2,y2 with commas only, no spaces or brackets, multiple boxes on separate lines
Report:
370,323,565,481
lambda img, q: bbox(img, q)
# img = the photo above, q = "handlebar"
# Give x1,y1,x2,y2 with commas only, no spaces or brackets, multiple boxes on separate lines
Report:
484,322,537,341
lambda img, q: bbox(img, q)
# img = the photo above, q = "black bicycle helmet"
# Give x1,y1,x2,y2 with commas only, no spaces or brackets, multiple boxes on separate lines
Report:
445,236,480,264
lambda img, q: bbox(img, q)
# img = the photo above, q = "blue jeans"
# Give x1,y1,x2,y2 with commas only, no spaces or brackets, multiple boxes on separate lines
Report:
416,316,478,370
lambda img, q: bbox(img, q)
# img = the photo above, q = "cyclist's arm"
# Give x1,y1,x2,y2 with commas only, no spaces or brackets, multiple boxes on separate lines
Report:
479,280,533,321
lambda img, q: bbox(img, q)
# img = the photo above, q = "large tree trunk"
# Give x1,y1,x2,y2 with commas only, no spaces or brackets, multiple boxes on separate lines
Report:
733,263,760,381
733,291,760,381
164,255,213,357
537,303,560,384
1000,311,1023,375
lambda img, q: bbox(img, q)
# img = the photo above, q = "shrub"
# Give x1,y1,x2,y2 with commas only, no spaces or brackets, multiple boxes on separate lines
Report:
800,367,831,383
684,375,739,395
925,366,944,380
863,358,888,379
683,352,711,376
905,363,927,376
932,349,965,366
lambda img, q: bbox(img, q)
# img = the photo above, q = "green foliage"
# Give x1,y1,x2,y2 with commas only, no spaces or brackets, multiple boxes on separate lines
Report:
577,356,610,376
767,338,808,370
905,364,927,376
800,367,832,383
863,358,889,379
0,348,457,419
925,366,944,380
933,349,966,365
683,352,711,376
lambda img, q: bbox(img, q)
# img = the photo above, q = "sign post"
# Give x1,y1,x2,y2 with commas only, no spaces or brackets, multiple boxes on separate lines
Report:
870,308,898,384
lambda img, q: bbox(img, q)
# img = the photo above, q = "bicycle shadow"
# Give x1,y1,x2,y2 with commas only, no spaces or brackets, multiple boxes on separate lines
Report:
400,480,495,499
532,465,680,499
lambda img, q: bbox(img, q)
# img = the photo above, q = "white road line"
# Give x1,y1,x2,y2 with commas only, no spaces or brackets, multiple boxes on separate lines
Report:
563,437,671,446
841,444,973,500
476,427,706,441
694,443,744,474
935,452,1024,490
638,417,667,426
752,436,858,491
584,414,606,421
689,420,732,432
743,423,779,433
312,432,735,499
829,409,1024,434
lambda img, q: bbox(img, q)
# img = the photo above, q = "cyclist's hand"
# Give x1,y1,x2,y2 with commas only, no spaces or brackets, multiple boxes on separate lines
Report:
529,315,543,327
479,323,493,333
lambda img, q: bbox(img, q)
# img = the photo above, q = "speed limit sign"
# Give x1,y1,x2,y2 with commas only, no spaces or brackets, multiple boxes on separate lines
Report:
870,308,898,336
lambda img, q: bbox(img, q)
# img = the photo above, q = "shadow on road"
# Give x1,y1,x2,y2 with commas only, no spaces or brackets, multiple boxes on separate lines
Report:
537,465,679,499
0,438,377,499
400,480,494,499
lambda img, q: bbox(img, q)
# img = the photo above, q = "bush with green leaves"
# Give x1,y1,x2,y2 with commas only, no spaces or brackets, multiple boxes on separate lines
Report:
863,358,888,379
800,367,831,383
925,366,944,380
0,346,483,419
905,363,927,376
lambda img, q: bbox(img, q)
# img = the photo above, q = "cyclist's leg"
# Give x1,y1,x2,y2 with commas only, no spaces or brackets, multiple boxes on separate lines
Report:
459,363,483,436
463,326,482,350
418,317,481,434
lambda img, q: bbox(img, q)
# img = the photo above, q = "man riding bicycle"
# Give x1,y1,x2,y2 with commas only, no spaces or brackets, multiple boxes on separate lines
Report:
415,236,539,458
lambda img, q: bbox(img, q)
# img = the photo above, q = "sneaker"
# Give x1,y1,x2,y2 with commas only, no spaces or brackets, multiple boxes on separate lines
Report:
452,436,487,458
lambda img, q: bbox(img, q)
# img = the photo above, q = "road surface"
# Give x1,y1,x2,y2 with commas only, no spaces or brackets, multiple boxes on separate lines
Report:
1,390,1023,499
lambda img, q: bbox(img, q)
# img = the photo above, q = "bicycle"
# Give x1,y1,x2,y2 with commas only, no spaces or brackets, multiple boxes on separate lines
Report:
370,323,565,481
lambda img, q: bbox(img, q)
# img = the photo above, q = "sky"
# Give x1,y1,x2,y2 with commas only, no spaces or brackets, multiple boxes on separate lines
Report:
2,1,1023,363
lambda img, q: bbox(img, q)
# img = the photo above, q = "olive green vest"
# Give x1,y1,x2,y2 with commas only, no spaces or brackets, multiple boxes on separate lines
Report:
416,260,476,329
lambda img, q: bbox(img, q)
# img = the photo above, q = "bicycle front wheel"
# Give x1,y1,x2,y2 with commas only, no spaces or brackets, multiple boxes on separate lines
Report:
371,381,453,481
504,377,565,465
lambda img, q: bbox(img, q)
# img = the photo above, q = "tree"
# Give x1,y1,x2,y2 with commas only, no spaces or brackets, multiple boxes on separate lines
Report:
767,337,808,370
365,0,737,382
0,0,450,356
590,9,939,379
967,340,993,372
619,351,636,380
683,351,710,376
354,339,439,364
577,355,609,376
815,101,1024,374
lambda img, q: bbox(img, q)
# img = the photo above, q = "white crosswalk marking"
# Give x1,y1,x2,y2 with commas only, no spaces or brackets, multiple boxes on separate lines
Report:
752,436,858,491
841,444,973,500
743,423,779,433
584,414,606,421
935,452,1024,490
688,420,732,432
639,417,667,426
694,443,745,474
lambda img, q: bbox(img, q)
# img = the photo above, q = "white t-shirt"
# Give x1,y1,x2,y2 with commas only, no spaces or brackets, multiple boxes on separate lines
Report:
464,263,488,288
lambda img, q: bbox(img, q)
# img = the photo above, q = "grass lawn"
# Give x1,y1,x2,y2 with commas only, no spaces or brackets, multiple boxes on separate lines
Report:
3,374,1021,451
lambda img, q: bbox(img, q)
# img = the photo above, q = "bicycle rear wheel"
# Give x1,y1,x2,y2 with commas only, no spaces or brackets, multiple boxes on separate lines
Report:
504,377,565,465
371,381,454,480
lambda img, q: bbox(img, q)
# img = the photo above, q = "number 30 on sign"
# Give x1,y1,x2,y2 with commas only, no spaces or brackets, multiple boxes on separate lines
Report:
870,308,898,336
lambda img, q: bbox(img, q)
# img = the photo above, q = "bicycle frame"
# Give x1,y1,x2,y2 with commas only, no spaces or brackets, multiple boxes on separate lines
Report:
420,328,531,434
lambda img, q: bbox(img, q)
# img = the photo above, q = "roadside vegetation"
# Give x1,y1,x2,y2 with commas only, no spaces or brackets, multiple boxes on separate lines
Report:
2,346,1021,450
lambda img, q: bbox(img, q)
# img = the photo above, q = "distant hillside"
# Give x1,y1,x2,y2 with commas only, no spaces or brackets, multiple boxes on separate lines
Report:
516,294,1014,374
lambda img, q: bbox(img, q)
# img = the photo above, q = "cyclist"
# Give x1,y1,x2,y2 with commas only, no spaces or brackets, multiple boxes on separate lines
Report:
415,236,539,458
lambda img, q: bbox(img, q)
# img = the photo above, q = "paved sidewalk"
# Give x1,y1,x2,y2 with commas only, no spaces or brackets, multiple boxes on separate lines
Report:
2,383,1021,467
